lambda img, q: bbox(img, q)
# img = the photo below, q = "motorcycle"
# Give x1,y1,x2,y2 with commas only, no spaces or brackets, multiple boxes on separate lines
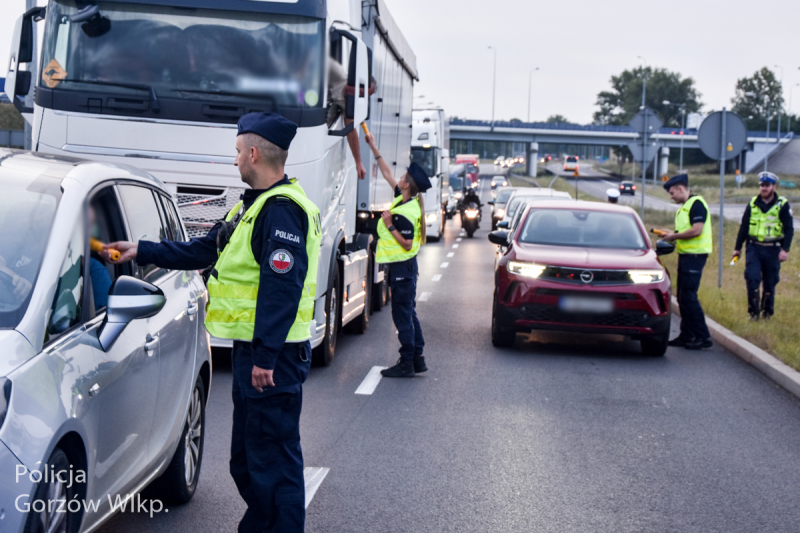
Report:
461,200,481,238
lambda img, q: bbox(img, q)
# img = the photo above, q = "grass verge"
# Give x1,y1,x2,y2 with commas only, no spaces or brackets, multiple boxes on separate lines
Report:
0,104,24,131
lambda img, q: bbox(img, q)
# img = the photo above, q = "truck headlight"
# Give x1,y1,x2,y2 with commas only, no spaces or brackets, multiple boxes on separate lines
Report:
628,269,665,284
426,213,437,223
507,261,546,278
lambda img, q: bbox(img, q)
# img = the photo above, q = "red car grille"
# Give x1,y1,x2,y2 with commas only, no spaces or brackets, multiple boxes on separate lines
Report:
540,266,633,285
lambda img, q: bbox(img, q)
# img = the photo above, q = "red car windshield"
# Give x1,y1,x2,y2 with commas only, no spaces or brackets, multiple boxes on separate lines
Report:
518,209,647,250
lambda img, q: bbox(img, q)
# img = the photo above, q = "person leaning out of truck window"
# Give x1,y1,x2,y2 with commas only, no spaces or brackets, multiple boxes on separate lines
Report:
364,131,432,378
327,58,377,180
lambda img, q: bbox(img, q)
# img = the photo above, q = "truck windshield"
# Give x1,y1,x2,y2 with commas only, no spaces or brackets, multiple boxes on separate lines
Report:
411,147,437,177
41,0,324,110
0,170,61,329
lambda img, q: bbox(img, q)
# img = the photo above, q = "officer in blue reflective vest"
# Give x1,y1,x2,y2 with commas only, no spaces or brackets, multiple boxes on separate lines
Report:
108,113,318,532
365,132,432,377
732,171,794,320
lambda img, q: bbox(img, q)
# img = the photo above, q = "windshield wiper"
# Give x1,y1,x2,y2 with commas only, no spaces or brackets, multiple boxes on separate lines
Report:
55,78,159,112
171,88,277,101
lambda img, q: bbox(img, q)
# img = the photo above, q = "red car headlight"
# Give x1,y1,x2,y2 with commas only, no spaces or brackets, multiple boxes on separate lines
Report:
628,269,665,283
507,261,546,278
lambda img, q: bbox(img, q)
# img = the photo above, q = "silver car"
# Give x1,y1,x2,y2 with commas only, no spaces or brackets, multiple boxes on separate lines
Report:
0,150,211,533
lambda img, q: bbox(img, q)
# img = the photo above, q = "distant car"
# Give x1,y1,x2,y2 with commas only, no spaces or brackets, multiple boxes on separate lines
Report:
494,157,505,166
491,176,509,190
620,181,636,195
0,149,211,533
496,188,573,230
540,154,553,163
489,187,519,230
563,155,579,171
488,200,674,356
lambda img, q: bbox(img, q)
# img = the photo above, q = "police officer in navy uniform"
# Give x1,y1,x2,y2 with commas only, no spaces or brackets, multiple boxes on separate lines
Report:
364,132,431,377
661,174,714,350
107,113,321,532
732,171,794,320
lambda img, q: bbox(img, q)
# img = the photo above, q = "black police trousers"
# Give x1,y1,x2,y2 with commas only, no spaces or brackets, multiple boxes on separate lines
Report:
745,243,782,316
389,276,425,360
230,341,309,533
676,253,711,341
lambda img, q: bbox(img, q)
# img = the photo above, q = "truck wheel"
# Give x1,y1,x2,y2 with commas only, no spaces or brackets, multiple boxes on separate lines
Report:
148,375,206,504
24,447,84,533
641,334,668,357
372,272,388,312
344,260,371,334
491,300,516,348
313,266,341,366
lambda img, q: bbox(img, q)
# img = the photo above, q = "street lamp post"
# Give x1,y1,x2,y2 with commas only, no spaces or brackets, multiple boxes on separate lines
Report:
488,46,497,131
663,100,687,172
775,65,784,143
527,67,539,123
789,83,800,133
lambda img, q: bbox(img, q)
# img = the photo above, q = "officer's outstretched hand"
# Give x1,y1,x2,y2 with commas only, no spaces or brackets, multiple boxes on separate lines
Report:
252,365,274,393
105,241,138,264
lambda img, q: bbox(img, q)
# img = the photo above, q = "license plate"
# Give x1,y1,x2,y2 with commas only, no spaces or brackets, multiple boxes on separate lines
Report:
559,296,614,313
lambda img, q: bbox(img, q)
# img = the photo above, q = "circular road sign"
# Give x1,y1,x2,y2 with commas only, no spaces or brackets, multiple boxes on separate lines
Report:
698,111,748,161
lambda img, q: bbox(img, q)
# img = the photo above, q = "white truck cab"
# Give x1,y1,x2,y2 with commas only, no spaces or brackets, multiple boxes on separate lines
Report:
411,108,449,242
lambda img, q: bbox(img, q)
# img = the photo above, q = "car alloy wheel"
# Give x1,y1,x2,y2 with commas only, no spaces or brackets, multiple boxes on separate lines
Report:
184,386,203,486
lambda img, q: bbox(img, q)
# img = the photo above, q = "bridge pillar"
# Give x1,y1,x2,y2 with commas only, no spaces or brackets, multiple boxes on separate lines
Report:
527,142,539,177
659,147,670,180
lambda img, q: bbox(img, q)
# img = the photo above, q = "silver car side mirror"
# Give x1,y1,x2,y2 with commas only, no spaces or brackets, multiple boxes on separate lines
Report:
98,276,166,350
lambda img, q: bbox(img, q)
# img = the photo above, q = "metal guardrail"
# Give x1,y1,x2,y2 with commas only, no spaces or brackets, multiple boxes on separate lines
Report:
0,130,24,148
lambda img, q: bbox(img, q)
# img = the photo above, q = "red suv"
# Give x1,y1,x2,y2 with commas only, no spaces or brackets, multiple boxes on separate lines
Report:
489,201,674,356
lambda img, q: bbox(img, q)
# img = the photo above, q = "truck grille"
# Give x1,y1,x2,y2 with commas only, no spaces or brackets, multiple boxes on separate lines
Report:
176,186,245,238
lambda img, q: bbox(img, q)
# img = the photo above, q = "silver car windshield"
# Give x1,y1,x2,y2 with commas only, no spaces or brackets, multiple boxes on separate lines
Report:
519,209,647,250
41,0,325,108
495,189,514,203
0,170,61,328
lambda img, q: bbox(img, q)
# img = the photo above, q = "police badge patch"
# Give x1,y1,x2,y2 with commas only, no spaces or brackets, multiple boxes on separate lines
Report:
269,249,294,274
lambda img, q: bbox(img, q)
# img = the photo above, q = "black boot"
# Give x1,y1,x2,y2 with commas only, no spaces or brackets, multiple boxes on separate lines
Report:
668,335,694,347
747,287,761,319
381,358,415,378
413,355,428,373
761,291,773,320
685,338,713,350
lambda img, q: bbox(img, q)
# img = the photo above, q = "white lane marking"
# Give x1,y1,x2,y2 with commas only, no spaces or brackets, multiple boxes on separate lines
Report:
304,467,330,508
419,291,431,302
440,262,449,268
447,252,454,258
456,238,463,242
452,244,459,248
432,274,442,281
355,366,388,395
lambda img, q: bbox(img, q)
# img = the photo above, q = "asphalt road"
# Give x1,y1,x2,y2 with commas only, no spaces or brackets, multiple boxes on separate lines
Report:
100,177,800,532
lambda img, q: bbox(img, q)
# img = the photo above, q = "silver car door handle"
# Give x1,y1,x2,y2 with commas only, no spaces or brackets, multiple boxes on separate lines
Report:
187,301,199,316
89,383,100,397
144,334,159,354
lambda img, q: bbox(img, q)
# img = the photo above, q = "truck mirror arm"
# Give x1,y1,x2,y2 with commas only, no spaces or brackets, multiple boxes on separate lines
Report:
328,121,355,138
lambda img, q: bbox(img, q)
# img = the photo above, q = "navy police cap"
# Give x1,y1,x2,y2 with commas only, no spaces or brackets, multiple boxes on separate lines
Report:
663,173,688,191
407,162,432,192
237,112,298,151
758,171,778,184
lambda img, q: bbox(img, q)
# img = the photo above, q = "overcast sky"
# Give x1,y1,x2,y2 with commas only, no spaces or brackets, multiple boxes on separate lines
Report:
3,0,800,124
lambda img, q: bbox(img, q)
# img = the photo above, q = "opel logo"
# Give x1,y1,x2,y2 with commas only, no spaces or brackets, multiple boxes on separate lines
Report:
580,270,594,284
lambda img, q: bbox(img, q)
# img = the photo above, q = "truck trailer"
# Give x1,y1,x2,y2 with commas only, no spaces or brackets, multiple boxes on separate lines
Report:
6,0,417,366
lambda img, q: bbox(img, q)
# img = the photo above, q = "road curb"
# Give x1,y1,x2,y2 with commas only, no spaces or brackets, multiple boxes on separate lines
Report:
671,296,800,399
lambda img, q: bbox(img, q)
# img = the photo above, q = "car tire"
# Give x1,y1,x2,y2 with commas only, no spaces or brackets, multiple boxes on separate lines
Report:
148,375,206,505
24,447,84,533
491,300,516,348
641,334,668,357
344,258,371,334
312,265,341,366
